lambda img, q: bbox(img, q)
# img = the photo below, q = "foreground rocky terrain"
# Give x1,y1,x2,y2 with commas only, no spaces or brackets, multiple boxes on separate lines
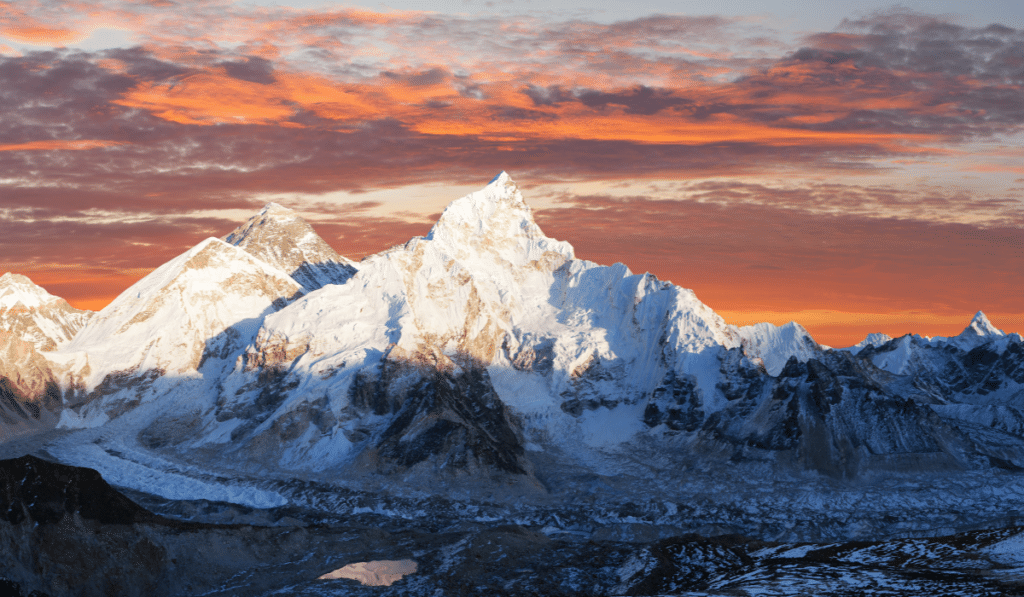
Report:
1,455,1022,596
1,173,1023,594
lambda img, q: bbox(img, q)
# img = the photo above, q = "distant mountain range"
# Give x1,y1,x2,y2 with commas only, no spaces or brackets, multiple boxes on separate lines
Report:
1,172,1022,536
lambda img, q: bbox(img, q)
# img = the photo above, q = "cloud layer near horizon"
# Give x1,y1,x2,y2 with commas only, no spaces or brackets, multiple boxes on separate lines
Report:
1,1,1022,346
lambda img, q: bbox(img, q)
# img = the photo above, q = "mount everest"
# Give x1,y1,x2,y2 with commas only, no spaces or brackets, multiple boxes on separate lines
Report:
2,171,1024,593
2,173,1021,482
2,173,1024,595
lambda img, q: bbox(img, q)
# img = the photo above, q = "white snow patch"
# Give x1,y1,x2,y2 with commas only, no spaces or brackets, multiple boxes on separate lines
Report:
579,403,646,448
49,442,287,508
987,531,1024,566
737,321,822,376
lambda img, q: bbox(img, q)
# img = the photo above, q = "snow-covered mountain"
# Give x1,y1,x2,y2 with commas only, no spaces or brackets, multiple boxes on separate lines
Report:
843,313,1024,445
55,237,304,429
24,173,1016,484
6,173,1024,597
0,273,92,351
246,174,752,467
0,172,1020,533
223,202,356,291
853,313,1021,394
0,274,89,440
736,321,824,376
950,310,1007,350
52,173,748,479
844,332,893,355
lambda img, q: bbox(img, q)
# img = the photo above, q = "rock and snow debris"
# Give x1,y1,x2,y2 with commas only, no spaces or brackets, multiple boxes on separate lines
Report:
222,202,357,290
0,272,93,351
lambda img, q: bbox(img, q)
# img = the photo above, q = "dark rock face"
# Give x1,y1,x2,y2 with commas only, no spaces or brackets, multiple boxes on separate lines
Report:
0,455,393,597
353,361,528,475
0,379,60,432
0,455,169,596
862,335,1024,403
2,455,1024,596
701,351,984,478
643,369,703,432
0,455,158,526
291,260,357,291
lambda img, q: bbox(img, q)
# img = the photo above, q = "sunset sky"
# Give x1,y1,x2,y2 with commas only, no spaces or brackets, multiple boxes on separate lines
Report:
1,0,1023,347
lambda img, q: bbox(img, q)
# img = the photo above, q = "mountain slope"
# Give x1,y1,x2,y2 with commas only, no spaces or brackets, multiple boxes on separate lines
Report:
223,202,356,291
10,173,1019,533
736,321,824,376
0,273,92,351
179,172,746,478
0,332,61,442
56,238,303,427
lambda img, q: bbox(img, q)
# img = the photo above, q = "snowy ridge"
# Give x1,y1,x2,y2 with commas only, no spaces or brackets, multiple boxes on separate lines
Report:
950,311,1005,350
62,238,302,389
0,273,92,351
736,321,823,376
844,332,893,355
196,172,746,469
223,202,356,291
1,173,1021,530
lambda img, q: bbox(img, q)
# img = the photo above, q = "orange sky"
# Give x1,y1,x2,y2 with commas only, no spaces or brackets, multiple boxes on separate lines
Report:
1,2,1022,347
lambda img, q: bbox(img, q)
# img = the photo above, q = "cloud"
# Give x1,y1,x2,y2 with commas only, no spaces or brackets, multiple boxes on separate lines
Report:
3,33,1022,216
220,55,276,85
0,140,124,151
1,4,1021,343
0,2,89,45
574,86,691,115
522,85,575,107
382,68,448,87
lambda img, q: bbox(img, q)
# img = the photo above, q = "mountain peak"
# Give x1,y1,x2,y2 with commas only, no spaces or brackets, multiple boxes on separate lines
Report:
961,311,1003,338
223,203,356,291
425,172,574,265
0,273,57,308
0,273,92,351
845,332,894,355
0,272,31,284
65,236,303,379
256,202,296,217
946,310,1005,351
737,320,823,376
